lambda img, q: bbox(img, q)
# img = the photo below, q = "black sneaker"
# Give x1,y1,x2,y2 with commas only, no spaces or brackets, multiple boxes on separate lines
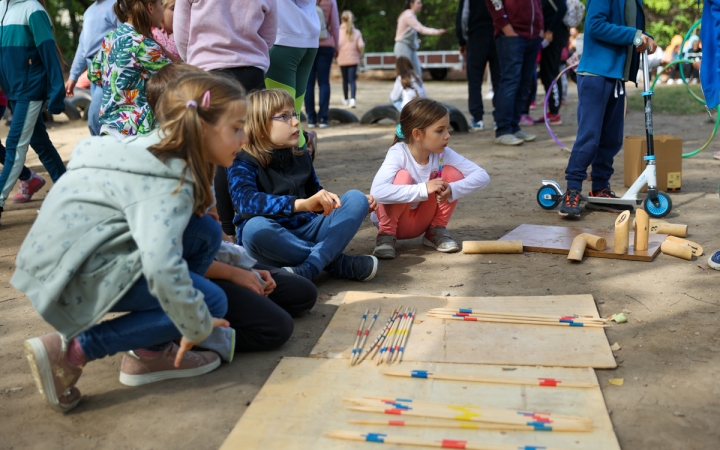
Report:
559,189,582,219
327,254,378,281
586,187,634,212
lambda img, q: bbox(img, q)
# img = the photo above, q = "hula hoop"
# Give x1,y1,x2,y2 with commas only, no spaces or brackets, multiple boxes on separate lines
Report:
678,19,705,104
543,62,578,151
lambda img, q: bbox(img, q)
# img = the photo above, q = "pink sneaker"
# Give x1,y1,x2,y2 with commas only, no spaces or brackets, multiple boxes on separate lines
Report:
529,102,537,110
519,114,535,126
11,172,46,203
119,342,221,386
24,333,83,413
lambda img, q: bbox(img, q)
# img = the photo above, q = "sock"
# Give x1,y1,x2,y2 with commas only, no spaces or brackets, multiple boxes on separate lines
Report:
134,348,164,358
66,338,87,367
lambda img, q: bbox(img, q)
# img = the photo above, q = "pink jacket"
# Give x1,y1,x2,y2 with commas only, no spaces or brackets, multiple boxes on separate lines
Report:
394,9,442,42
336,24,364,66
318,0,340,50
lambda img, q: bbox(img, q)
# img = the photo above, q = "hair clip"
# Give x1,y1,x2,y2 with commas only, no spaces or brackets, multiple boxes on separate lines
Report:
185,100,198,109
395,123,405,139
201,90,211,108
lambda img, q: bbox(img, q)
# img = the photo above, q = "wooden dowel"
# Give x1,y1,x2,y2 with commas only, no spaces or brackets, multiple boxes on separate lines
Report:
348,419,560,431
429,308,606,321
462,240,523,254
567,235,587,262
577,233,606,251
383,308,408,365
369,309,400,360
349,309,369,366
614,211,631,254
357,308,397,364
398,308,416,363
429,312,605,324
634,209,649,251
378,309,404,365
326,431,574,449
661,240,693,260
665,236,703,256
352,308,379,365
650,221,688,237
427,314,609,328
379,370,598,388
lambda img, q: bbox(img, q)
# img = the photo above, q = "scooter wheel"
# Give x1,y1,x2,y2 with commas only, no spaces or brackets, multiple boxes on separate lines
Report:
537,185,562,210
644,192,672,218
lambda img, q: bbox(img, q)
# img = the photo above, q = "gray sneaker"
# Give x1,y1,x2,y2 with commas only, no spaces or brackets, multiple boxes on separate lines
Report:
495,134,524,146
514,130,536,142
373,234,397,259
422,226,460,253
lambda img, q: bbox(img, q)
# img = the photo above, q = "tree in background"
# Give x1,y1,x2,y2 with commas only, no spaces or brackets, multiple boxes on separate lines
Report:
643,0,702,47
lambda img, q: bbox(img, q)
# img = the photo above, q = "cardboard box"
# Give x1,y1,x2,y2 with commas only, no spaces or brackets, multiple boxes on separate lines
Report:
623,135,682,192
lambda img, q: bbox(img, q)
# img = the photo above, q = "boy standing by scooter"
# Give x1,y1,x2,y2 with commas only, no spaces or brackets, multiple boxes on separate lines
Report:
560,0,656,219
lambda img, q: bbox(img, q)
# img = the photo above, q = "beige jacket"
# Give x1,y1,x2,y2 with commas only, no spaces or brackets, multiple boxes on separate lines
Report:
337,24,364,66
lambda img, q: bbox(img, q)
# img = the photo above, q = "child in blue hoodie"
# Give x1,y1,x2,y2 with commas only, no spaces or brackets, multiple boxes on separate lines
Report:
0,0,66,224
559,0,656,219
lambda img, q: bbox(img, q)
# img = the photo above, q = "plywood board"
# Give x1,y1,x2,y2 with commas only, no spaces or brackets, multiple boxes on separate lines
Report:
498,224,666,261
310,292,616,369
220,357,620,450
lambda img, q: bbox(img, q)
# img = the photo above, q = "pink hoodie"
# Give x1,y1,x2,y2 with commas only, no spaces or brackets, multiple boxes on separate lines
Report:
174,0,277,72
336,24,364,66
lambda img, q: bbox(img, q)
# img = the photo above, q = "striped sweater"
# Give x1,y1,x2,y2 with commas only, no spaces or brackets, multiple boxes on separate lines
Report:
0,0,65,113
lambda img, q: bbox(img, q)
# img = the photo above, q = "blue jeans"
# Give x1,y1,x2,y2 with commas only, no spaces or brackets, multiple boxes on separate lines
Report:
340,65,358,100
565,75,626,192
77,215,228,360
241,190,369,271
0,106,31,182
466,29,499,122
305,46,335,124
88,81,102,136
494,35,541,137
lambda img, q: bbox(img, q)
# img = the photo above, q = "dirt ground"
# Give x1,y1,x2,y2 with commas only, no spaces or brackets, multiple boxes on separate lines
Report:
1,79,720,450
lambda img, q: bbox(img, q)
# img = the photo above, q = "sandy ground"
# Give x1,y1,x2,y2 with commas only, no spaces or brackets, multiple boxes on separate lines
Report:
1,80,720,449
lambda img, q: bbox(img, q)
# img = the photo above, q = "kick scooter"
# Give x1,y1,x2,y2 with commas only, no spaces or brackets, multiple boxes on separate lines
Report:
536,50,673,218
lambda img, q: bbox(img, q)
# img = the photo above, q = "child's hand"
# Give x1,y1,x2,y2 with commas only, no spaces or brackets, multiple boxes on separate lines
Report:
295,190,342,216
175,317,230,367
65,79,76,97
436,184,452,204
230,268,265,295
255,269,277,296
636,35,657,54
366,195,377,213
426,178,448,195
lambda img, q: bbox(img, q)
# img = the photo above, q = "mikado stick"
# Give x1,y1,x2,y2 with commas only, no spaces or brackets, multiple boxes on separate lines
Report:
349,419,566,432
379,308,407,365
368,308,401,361
427,313,609,328
429,308,607,322
397,308,416,363
428,310,606,325
380,369,598,388
350,309,369,366
352,308,379,365
357,308,398,364
326,431,570,450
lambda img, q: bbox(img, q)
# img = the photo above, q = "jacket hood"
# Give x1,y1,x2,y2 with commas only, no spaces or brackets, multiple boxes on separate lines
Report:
66,131,194,183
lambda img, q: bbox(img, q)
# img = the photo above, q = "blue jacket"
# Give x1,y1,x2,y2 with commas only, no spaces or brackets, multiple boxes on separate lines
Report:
577,0,645,82
701,0,720,109
68,0,119,81
0,0,65,113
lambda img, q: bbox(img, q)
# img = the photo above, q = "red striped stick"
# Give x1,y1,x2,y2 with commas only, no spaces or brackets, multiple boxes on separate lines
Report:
356,308,398,364
352,308,379,365
349,308,369,366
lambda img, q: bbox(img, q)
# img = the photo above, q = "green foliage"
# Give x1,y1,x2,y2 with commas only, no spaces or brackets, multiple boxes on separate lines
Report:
643,0,702,48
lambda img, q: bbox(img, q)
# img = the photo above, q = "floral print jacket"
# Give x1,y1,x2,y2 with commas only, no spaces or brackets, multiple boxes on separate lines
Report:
90,23,171,137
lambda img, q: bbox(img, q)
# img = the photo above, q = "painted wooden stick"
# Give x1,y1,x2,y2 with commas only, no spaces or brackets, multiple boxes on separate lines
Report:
348,419,571,432
350,309,369,366
397,308,416,363
429,311,606,324
352,308,379,365
427,314,609,328
358,308,399,363
369,309,401,361
429,308,607,322
326,431,570,450
380,369,598,388
380,308,407,365
390,308,411,363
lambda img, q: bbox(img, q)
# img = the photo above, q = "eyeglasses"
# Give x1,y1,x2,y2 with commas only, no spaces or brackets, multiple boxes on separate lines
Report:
270,111,299,124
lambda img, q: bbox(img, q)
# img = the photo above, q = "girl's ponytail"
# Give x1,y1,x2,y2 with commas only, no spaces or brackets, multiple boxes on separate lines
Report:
114,0,156,39
150,73,246,215
392,98,448,146
341,11,354,40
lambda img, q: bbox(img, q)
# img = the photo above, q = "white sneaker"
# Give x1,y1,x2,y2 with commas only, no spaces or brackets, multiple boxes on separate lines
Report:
485,91,494,100
341,99,349,106
514,130,536,142
349,98,356,108
666,78,675,85
495,134,524,146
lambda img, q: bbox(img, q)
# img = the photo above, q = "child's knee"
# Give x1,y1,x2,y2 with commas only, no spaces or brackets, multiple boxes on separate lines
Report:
393,170,413,185
267,312,295,349
241,217,275,243
441,165,464,183
343,189,369,213
186,214,223,256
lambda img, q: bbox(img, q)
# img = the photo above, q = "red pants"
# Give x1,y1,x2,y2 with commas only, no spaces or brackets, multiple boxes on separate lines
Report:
376,165,463,239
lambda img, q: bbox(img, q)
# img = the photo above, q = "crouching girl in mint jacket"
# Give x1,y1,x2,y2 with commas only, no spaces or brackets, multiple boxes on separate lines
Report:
12,73,247,413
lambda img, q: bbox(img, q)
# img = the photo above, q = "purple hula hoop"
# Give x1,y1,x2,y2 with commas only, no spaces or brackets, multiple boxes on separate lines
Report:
543,63,579,151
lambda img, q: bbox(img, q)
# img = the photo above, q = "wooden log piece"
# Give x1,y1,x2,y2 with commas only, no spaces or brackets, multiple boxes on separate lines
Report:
577,233,607,251
613,211,631,255
567,236,587,262
462,240,523,254
665,236,703,256
661,240,693,260
634,210,649,252
649,221,688,238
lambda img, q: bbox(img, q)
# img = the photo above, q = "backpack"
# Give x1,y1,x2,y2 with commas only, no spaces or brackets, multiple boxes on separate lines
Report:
547,0,585,29
316,5,328,40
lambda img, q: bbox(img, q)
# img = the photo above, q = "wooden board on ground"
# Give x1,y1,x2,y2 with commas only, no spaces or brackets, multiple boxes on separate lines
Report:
309,292,616,369
498,224,666,261
220,357,620,450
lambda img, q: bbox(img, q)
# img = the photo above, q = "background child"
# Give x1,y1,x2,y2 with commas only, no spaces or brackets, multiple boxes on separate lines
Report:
390,56,426,112
228,89,378,282
14,73,248,413
89,0,173,138
65,0,120,136
151,0,180,60
305,0,340,128
337,10,364,108
559,0,656,219
0,0,66,224
370,98,489,259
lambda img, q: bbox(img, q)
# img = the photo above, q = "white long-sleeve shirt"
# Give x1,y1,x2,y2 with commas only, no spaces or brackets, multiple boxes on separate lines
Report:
389,75,426,108
370,143,490,210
